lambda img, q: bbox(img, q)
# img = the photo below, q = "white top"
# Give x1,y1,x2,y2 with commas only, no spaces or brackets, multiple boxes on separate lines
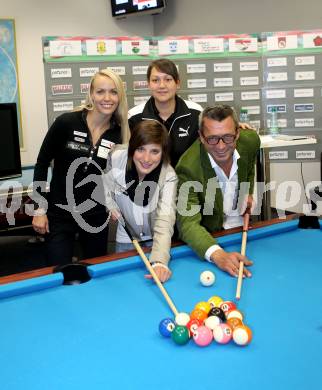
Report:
204,150,243,261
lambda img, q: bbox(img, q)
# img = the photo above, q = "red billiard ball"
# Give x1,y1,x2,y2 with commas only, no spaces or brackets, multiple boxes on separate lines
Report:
220,301,236,316
186,318,203,336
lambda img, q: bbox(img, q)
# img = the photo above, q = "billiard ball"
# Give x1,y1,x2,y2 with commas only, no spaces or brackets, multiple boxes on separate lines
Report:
175,312,190,326
159,318,175,337
232,325,252,346
208,307,226,322
190,308,208,323
171,325,190,345
192,325,213,347
226,317,243,330
213,323,233,344
186,318,203,336
226,309,244,321
194,301,212,314
207,295,223,308
200,270,215,286
220,301,236,315
204,315,221,330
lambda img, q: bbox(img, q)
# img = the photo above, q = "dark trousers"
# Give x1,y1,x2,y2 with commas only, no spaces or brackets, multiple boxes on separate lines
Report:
45,212,109,266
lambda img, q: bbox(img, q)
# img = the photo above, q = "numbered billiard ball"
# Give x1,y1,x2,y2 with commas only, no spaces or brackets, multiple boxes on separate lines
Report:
213,323,233,344
190,308,208,323
208,307,226,322
207,295,223,308
232,325,252,346
192,325,213,347
226,317,243,330
171,325,190,345
226,309,244,321
220,301,236,316
200,270,215,286
186,318,203,336
159,318,175,337
194,301,212,314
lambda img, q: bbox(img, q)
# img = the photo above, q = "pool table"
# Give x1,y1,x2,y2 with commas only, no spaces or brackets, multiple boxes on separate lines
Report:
0,217,322,390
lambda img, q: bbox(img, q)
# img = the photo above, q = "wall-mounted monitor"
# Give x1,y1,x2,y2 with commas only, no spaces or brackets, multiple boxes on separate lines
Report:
111,0,166,18
0,103,22,180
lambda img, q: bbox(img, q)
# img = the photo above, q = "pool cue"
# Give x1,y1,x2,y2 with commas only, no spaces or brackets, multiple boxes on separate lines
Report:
235,212,250,300
121,222,179,317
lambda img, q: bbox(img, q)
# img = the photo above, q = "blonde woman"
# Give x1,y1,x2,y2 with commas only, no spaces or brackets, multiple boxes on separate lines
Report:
32,69,130,266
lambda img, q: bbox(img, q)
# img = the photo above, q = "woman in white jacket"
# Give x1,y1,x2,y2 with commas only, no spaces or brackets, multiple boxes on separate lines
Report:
104,120,177,282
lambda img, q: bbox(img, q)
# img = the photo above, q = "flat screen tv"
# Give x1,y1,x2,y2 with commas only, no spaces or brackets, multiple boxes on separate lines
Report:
111,0,166,18
0,103,21,180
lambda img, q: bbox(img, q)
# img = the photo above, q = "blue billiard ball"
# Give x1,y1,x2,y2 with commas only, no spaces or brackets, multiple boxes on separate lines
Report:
159,318,175,337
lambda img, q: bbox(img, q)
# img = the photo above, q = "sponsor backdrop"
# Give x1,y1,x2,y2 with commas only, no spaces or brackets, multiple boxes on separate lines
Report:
43,30,322,164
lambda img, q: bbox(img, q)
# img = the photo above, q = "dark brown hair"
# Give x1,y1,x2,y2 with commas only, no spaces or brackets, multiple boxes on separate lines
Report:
127,120,170,169
199,104,239,134
147,59,180,83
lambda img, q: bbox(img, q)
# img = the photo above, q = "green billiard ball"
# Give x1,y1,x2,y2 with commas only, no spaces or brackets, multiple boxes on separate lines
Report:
171,325,190,345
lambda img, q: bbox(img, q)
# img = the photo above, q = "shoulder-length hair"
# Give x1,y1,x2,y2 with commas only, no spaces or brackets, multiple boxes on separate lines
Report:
127,120,170,170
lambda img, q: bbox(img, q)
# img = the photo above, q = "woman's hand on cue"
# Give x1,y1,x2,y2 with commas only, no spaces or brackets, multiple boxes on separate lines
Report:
145,263,172,283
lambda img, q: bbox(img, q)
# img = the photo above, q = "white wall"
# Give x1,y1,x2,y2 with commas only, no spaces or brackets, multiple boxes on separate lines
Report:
1,0,154,166
154,0,322,35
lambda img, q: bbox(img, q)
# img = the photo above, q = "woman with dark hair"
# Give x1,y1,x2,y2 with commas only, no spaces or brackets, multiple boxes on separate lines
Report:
128,58,253,168
104,120,177,282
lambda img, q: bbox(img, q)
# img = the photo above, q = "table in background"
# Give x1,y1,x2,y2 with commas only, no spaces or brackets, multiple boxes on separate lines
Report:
259,135,317,219
0,217,321,390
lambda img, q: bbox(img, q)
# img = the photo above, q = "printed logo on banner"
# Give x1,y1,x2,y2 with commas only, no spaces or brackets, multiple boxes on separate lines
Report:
294,104,314,112
294,88,314,98
193,38,224,53
214,92,234,102
107,66,126,75
241,91,260,100
269,151,288,160
214,63,233,72
51,84,73,95
79,67,99,77
134,96,150,106
122,40,150,55
229,38,258,52
266,89,286,99
303,33,322,48
80,83,90,94
53,102,74,112
239,62,259,71
296,151,316,159
295,118,315,127
187,79,207,88
51,68,72,78
188,94,208,103
267,105,286,113
132,66,148,75
133,81,149,90
187,64,206,74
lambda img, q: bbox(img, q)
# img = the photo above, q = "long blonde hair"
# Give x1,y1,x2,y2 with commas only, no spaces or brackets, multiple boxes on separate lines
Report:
76,69,130,143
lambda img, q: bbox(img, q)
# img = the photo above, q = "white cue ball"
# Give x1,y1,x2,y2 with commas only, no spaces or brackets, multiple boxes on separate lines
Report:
175,312,190,326
200,270,215,287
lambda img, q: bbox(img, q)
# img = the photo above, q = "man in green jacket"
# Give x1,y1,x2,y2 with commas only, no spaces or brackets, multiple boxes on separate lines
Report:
176,104,260,278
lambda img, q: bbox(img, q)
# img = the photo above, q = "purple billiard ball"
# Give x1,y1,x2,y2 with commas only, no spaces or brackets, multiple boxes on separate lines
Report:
159,318,175,337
